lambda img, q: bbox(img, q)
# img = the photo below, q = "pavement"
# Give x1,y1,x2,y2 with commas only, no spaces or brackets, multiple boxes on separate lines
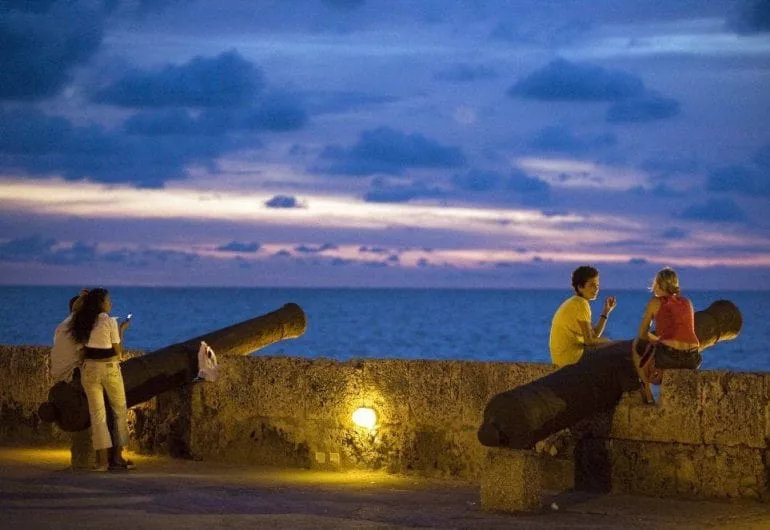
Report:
0,446,768,529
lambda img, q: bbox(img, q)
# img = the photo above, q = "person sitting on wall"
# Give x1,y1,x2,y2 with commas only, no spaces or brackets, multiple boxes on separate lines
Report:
634,267,701,402
50,290,91,470
549,265,617,367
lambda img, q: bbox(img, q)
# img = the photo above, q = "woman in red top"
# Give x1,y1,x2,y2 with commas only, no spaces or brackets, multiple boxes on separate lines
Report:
637,267,701,369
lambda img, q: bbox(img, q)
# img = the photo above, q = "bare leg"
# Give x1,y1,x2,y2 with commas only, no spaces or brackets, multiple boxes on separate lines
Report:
94,449,109,471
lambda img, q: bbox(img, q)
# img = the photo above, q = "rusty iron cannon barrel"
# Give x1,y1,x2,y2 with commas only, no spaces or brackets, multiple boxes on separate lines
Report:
477,300,741,450
38,303,307,432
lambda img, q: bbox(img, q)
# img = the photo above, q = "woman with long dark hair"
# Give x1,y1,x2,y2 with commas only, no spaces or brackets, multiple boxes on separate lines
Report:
69,288,133,471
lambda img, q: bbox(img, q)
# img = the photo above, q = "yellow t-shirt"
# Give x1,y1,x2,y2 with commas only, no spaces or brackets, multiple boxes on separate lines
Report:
549,295,591,367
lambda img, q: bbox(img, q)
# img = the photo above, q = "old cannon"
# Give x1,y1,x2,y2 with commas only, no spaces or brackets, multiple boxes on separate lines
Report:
38,303,307,432
477,300,742,450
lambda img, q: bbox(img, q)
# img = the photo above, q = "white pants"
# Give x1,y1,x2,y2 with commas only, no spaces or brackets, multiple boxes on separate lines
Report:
82,359,129,451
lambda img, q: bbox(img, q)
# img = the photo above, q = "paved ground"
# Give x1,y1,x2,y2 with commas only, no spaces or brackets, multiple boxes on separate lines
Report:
0,446,768,529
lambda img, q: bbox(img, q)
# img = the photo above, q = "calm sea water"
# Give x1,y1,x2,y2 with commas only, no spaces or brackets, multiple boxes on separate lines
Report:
0,286,767,372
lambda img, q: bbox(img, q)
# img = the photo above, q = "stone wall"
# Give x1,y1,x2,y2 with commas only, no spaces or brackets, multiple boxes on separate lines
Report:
1,345,768,500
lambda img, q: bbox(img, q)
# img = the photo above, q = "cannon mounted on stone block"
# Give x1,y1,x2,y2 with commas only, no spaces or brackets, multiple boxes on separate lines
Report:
477,300,742,450
38,303,307,432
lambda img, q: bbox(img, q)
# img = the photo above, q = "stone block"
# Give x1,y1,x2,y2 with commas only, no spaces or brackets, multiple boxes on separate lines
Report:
360,359,411,426
626,376,701,445
304,358,363,423
699,444,766,500
576,439,768,501
764,374,770,446
481,448,543,513
214,356,310,420
69,428,94,470
456,361,491,428
701,371,766,448
485,362,553,399
403,360,463,425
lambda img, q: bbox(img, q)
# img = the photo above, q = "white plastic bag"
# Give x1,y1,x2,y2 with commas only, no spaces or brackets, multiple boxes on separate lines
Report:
196,340,219,382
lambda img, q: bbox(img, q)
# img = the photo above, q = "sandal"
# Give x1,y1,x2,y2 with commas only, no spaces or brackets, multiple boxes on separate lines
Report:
109,459,136,471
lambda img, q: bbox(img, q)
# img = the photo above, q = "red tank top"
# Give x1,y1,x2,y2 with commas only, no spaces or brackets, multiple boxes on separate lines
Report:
654,295,699,345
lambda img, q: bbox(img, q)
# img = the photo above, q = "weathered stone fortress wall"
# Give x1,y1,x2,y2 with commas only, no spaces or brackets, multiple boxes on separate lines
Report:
2,345,768,501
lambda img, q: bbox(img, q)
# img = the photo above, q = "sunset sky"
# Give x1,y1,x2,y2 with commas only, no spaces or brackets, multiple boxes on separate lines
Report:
1,0,769,289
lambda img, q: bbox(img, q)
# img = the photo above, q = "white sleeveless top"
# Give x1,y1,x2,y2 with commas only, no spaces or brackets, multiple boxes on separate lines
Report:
85,313,120,349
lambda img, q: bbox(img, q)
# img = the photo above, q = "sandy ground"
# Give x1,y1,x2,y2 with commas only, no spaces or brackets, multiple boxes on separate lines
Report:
0,446,768,529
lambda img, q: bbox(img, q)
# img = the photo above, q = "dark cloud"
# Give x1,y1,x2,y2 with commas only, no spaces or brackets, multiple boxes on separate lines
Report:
648,183,688,198
0,107,237,187
433,63,498,83
240,93,308,132
628,258,648,265
489,19,592,48
1,0,59,13
302,90,398,116
707,164,770,196
606,95,681,123
127,94,308,136
678,198,746,222
0,234,56,261
265,195,301,208
321,0,365,10
363,181,444,203
123,109,200,136
0,2,104,100
318,126,465,176
0,235,201,267
640,157,700,176
0,236,97,266
528,125,617,154
754,144,770,169
41,241,97,266
729,0,770,34
451,170,504,192
94,51,264,108
508,59,645,102
506,169,550,194
661,228,689,240
358,246,389,254
130,0,194,15
294,243,338,253
101,247,200,267
216,241,261,253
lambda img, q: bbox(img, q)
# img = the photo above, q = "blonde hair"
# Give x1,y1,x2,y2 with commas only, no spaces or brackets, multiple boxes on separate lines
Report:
654,267,680,295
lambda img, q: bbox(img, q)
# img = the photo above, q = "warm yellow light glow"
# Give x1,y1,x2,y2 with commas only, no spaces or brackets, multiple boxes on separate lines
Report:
352,407,377,430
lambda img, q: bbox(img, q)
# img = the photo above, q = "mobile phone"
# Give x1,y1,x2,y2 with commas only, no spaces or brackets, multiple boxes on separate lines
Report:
126,313,133,320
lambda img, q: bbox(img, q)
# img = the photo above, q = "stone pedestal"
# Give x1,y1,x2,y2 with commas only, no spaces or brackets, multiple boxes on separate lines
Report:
69,428,94,470
481,448,543,512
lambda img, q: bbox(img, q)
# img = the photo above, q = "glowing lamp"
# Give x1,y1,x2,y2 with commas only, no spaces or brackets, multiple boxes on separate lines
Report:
352,407,377,430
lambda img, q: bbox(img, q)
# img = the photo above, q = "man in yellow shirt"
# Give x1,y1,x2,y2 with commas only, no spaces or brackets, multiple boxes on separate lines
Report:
549,265,617,367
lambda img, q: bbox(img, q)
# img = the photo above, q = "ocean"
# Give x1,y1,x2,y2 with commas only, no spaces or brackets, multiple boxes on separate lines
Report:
0,286,767,372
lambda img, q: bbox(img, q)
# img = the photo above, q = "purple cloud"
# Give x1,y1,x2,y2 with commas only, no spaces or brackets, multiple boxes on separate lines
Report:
606,95,681,123
265,195,301,208
679,198,746,222
94,51,264,108
508,58,646,102
216,241,261,253
318,127,465,176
